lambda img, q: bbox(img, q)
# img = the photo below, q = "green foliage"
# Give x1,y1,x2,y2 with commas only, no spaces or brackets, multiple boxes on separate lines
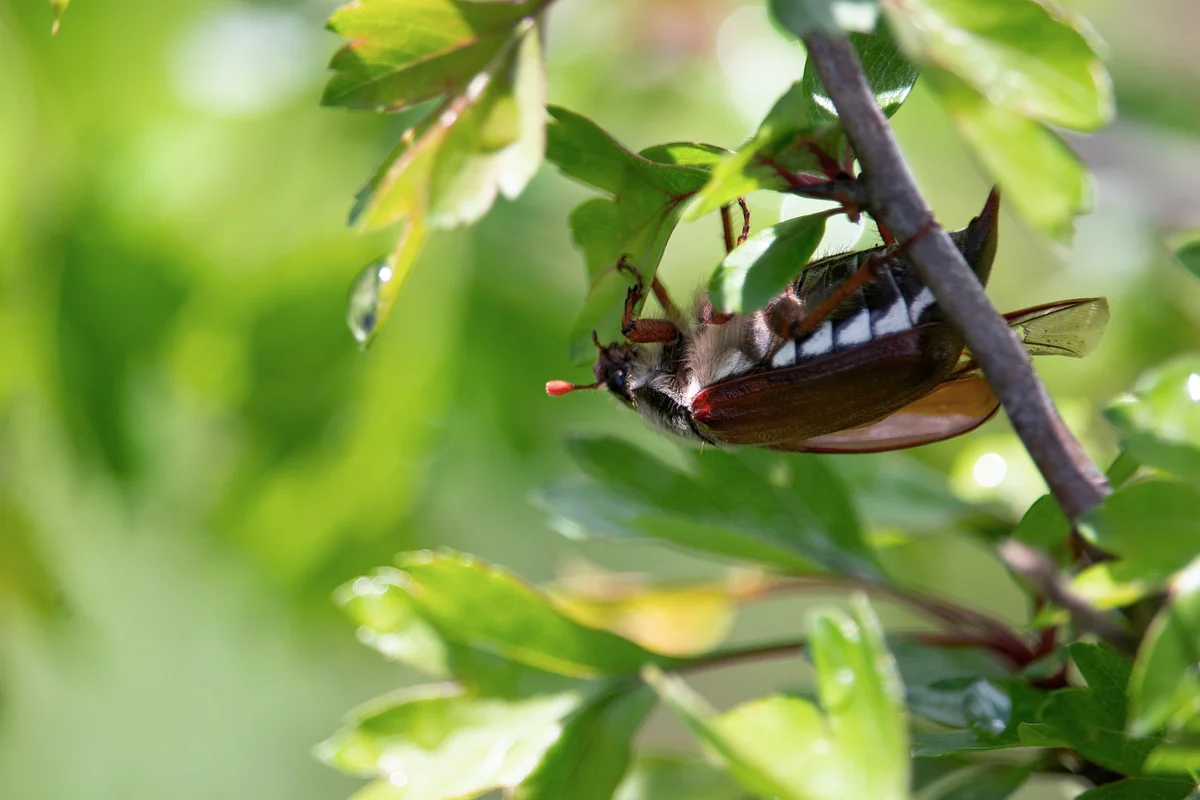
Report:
687,25,918,221
301,2,1200,799
49,0,69,33
323,0,547,341
884,0,1110,237
708,212,828,314
543,109,720,360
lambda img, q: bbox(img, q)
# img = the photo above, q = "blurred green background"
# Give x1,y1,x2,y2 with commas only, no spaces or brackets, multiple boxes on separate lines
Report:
2,1,1199,797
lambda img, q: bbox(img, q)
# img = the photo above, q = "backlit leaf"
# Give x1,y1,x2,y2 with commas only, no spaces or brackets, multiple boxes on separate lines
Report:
883,0,1113,130
393,550,664,677
50,0,69,33
1079,481,1200,577
928,71,1089,239
317,684,584,796
514,684,655,800
1105,357,1200,483
545,108,716,361
708,212,828,314
687,27,918,220
1128,557,1200,738
647,596,908,800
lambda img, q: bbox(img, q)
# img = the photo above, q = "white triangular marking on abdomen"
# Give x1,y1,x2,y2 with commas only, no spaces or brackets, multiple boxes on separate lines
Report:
908,288,936,323
799,321,834,357
834,309,871,347
872,299,911,336
771,341,797,368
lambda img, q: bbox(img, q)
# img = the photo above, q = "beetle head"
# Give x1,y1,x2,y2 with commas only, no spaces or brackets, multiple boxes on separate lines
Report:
546,334,639,406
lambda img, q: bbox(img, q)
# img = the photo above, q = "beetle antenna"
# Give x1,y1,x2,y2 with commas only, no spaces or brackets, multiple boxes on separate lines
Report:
546,379,603,396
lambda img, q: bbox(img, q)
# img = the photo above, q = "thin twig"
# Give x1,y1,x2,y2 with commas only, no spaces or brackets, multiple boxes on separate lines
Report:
801,34,1111,523
998,539,1137,654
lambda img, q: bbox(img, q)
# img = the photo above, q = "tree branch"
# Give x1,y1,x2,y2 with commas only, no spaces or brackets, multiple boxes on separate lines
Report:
998,539,1137,654
801,34,1111,522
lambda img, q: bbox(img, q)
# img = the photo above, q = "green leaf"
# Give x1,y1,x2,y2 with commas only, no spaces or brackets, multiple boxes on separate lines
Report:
912,680,1049,756
514,684,655,800
647,597,909,800
1145,742,1200,775
536,437,879,578
708,213,828,314
323,0,539,111
769,0,881,38
317,683,584,795
614,755,749,800
50,0,69,34
1072,561,1162,611
1105,357,1200,483
1173,238,1200,281
927,70,1088,239
932,764,1035,800
1128,557,1200,738
393,550,663,677
687,27,918,220
1034,642,1160,775
883,0,1113,130
351,22,546,230
1012,494,1070,549
1079,480,1200,577
545,108,716,361
1075,778,1199,800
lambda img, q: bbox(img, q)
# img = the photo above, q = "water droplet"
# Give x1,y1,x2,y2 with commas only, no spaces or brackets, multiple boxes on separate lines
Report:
347,256,395,347
352,576,373,596
823,666,856,710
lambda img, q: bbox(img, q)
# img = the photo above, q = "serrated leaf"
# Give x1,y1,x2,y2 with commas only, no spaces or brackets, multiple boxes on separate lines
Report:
514,684,655,800
545,108,716,361
1034,643,1160,775
352,22,546,230
646,597,908,800
614,755,750,800
687,27,917,221
536,437,879,578
394,550,663,677
1105,357,1200,483
709,213,828,314
883,0,1113,130
1128,557,1200,738
769,0,880,38
928,70,1088,239
317,683,584,795
1079,480,1200,577
1075,778,1198,800
323,0,539,111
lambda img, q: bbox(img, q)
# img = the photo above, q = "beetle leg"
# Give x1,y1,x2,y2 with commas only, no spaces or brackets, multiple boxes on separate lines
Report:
617,257,681,343
719,198,752,254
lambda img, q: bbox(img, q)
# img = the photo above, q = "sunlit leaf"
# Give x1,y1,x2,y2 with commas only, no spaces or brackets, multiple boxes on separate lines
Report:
1011,494,1070,549
317,683,584,796
545,108,716,361
514,684,655,800
536,437,879,578
687,27,918,220
1079,481,1200,577
323,0,539,111
614,755,749,800
709,212,828,314
394,550,664,677
647,597,908,800
1128,557,1200,738
1105,357,1200,483
928,71,1089,239
883,0,1113,130
1071,561,1161,610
